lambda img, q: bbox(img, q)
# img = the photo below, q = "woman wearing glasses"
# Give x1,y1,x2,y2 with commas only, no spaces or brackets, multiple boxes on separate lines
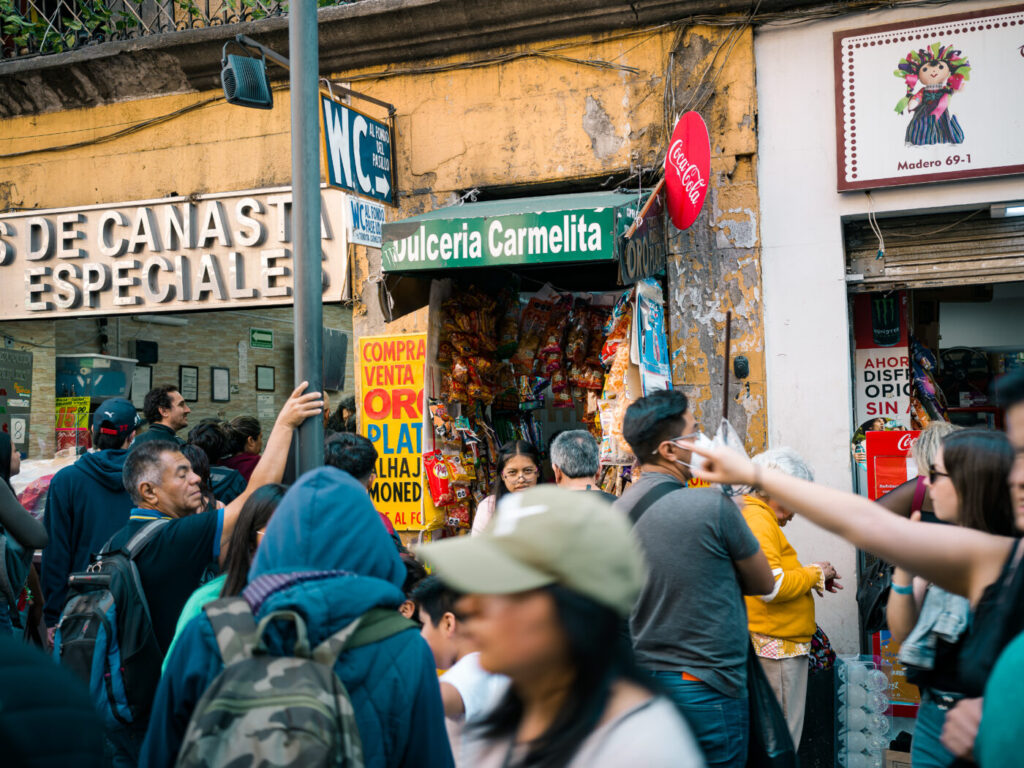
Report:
885,430,1014,768
472,441,542,536
682,424,1021,768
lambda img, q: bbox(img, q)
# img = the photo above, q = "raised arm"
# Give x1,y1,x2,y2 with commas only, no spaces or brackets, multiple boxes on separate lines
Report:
218,382,323,563
684,442,1012,606
0,480,48,550
886,567,928,645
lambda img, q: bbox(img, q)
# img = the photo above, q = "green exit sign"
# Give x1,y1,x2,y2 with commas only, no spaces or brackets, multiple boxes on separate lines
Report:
249,328,274,350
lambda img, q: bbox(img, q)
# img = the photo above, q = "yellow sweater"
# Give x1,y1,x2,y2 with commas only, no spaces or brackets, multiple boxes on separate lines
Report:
741,496,820,644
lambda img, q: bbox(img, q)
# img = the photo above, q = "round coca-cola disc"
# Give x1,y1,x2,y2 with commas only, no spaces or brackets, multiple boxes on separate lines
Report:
664,112,711,230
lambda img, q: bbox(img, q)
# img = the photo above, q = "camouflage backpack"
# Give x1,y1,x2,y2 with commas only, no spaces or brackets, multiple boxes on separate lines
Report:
175,596,416,768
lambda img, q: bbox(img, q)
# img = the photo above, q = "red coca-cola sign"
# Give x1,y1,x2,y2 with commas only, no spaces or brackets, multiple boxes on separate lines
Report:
664,111,710,230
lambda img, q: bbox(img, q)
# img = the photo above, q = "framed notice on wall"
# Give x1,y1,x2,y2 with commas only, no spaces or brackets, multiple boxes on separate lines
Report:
179,365,198,402
211,367,230,403
834,5,1024,191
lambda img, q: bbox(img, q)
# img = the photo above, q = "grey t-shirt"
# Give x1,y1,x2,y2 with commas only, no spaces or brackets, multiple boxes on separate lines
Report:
615,474,760,698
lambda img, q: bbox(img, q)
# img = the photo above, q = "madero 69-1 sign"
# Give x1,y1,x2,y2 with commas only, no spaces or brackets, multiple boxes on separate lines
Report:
320,95,395,206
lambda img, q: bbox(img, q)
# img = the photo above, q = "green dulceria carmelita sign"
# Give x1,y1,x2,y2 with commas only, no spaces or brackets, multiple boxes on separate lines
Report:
381,191,646,272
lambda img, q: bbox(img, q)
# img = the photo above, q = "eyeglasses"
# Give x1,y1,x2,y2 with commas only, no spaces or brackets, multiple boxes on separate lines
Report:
929,466,950,484
502,467,538,481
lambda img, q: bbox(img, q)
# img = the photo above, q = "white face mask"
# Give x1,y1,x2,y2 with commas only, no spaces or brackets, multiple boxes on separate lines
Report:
671,432,713,473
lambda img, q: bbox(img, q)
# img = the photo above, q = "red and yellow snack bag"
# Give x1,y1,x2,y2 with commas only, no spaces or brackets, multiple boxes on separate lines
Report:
424,451,454,506
447,503,472,529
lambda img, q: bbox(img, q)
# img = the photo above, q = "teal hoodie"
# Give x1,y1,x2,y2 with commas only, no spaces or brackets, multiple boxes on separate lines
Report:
140,467,453,768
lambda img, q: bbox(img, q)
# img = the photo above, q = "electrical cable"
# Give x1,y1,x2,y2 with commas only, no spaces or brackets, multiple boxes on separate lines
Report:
0,0,961,163
865,192,886,260
882,208,984,239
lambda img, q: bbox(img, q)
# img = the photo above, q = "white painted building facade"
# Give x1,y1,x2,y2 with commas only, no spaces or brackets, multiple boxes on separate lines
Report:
755,0,1024,652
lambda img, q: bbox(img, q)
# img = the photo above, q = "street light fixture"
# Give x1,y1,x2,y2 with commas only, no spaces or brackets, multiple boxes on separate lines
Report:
220,41,273,110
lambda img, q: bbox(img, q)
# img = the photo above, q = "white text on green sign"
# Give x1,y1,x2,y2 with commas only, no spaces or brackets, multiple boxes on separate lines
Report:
382,208,616,271
321,96,394,205
250,328,274,349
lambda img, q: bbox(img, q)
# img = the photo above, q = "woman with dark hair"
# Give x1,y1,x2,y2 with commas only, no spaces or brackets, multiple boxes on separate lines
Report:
161,483,286,671
471,440,541,536
188,421,246,504
180,444,219,514
420,486,703,767
886,430,1014,768
221,415,262,482
0,434,47,638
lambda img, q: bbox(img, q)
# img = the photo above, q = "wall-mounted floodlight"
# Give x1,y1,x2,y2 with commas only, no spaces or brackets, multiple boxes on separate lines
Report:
990,202,1024,219
221,41,273,110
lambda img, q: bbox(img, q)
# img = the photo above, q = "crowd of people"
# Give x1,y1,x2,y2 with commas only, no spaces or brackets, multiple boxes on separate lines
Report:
0,367,1021,767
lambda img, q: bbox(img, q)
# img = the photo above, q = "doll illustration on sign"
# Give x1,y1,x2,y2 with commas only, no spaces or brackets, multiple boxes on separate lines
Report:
894,43,970,146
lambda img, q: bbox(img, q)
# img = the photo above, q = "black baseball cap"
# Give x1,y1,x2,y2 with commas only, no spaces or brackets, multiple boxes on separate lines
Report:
93,398,143,441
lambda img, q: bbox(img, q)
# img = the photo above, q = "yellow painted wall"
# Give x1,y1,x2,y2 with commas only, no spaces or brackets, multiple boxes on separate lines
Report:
0,23,766,452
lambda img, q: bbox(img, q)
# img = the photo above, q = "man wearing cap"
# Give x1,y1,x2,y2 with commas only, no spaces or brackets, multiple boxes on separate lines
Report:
42,398,142,636
132,384,189,447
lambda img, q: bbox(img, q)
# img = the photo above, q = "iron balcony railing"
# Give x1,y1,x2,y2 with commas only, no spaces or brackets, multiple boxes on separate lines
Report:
0,1,358,60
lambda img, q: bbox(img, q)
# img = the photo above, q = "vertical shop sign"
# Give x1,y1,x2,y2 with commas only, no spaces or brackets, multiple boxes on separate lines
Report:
55,396,92,452
359,333,429,530
632,278,672,394
853,292,912,429
0,349,33,450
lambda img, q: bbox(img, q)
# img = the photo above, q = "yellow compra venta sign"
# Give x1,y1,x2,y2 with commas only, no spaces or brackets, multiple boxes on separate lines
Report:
358,333,441,531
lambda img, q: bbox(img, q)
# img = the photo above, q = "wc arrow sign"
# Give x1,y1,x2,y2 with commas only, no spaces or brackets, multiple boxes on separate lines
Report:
320,95,395,206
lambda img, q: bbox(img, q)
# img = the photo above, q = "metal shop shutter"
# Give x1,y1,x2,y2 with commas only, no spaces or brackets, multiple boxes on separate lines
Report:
844,209,1024,293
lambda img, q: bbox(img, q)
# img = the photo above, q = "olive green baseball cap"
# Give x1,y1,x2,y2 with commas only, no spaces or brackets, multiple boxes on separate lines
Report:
417,485,647,617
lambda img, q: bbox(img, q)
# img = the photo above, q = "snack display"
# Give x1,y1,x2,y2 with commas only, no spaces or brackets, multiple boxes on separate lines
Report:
425,280,662,532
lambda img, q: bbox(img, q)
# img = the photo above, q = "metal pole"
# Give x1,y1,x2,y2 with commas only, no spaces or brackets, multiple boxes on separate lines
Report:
289,3,324,472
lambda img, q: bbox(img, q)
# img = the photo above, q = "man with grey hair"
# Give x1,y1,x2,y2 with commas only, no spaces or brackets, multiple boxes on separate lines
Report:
549,430,617,502
81,385,322,766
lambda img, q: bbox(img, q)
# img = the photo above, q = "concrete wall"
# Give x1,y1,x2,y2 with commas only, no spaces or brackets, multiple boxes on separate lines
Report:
1,321,56,459
350,25,769,452
666,26,765,450
940,282,1024,351
755,0,1024,652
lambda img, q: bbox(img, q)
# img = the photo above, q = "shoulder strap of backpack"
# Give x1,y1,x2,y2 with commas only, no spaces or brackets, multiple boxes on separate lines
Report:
627,478,682,525
203,596,260,666
123,518,171,558
99,517,170,557
311,608,417,667
0,535,15,608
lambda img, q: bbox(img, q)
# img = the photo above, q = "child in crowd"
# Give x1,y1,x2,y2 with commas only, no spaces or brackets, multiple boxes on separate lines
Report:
412,576,509,765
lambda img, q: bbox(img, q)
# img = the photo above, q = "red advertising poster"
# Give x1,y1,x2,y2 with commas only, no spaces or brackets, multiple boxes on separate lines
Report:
865,428,922,715
664,112,710,230
853,292,912,434
865,429,920,500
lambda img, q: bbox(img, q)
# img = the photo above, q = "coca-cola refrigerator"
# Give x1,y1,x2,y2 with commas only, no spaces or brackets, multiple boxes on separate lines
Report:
862,430,922,718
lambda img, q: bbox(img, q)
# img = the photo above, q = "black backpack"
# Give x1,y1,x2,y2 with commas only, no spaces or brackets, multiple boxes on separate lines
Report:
53,519,168,728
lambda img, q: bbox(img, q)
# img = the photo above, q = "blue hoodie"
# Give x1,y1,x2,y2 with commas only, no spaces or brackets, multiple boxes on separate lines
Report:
41,449,134,626
140,467,454,768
